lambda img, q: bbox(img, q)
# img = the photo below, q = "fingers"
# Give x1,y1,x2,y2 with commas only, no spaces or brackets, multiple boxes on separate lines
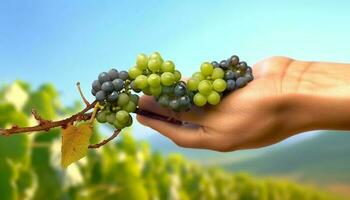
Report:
138,95,205,125
137,115,207,148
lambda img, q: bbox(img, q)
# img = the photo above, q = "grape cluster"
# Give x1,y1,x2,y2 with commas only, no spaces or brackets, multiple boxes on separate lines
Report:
91,69,139,129
128,52,190,111
187,55,253,107
214,55,254,92
91,52,254,130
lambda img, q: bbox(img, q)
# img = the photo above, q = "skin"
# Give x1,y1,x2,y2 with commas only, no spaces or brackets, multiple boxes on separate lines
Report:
137,57,350,152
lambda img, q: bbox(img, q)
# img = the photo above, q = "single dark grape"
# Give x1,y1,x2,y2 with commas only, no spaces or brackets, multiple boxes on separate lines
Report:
188,91,195,103
95,90,106,102
238,62,248,71
246,66,252,74
219,60,229,69
118,71,129,81
92,80,101,91
126,115,133,127
107,91,119,103
91,88,97,96
112,79,124,91
169,99,180,111
233,71,241,80
179,96,190,107
230,55,239,66
244,73,254,82
158,94,170,107
236,77,248,88
174,83,187,97
211,61,220,68
98,72,110,83
225,70,235,80
101,81,114,93
162,86,173,95
108,68,119,80
129,94,139,105
226,79,236,91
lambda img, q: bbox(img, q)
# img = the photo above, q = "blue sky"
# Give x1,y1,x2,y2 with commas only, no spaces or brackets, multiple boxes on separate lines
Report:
1,0,350,138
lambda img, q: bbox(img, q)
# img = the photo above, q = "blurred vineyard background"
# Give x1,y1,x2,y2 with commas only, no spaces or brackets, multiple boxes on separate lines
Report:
2,1,350,199
1,81,348,200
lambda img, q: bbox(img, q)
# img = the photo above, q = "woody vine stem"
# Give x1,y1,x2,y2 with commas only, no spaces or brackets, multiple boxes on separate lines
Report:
0,82,182,148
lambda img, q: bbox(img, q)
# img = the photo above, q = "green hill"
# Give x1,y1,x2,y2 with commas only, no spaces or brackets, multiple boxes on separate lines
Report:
222,131,350,184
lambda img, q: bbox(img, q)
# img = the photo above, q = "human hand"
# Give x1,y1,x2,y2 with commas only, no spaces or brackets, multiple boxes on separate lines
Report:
137,57,350,151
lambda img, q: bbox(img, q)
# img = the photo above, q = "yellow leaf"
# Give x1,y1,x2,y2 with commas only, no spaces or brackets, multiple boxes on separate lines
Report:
61,123,92,168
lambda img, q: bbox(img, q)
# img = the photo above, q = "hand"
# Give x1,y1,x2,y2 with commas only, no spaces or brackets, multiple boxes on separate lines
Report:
137,57,350,152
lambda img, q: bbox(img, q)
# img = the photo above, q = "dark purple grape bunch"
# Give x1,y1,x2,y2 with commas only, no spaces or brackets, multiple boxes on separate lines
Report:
91,69,129,104
157,81,192,112
91,69,139,129
212,55,254,92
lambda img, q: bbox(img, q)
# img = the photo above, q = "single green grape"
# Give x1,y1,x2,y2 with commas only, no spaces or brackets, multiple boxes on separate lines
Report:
134,75,148,89
161,72,175,86
117,93,130,107
96,110,107,123
200,62,214,76
187,78,199,91
147,74,161,87
116,110,129,124
148,58,162,72
213,79,227,92
106,112,116,124
211,67,224,79
192,72,205,81
149,52,163,61
123,101,137,113
142,86,152,95
128,67,143,80
174,70,181,82
136,53,148,70
113,120,124,129
150,86,162,96
193,93,207,107
161,60,175,72
207,91,221,105
198,80,212,95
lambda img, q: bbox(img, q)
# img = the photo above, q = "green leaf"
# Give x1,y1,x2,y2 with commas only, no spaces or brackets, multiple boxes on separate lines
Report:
31,129,63,200
0,160,17,200
0,104,30,166
16,167,36,200
61,123,93,168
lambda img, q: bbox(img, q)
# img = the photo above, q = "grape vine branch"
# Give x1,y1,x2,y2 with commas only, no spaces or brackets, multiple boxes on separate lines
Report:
0,82,181,149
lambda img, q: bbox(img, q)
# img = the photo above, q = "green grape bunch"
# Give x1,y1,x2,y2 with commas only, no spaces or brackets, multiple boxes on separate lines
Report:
91,52,253,129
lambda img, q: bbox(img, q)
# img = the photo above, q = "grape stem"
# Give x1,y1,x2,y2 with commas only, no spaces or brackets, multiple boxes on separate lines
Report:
76,82,90,107
88,129,120,149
